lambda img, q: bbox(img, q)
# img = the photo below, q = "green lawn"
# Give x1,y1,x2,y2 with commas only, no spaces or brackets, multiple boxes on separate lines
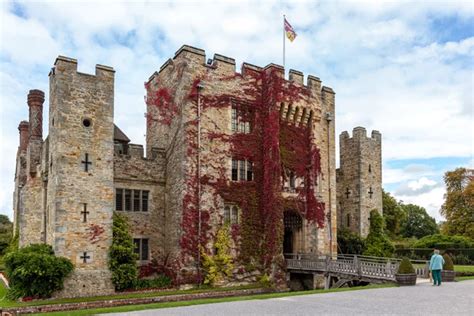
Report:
0,282,260,308
36,284,396,316
454,265,474,273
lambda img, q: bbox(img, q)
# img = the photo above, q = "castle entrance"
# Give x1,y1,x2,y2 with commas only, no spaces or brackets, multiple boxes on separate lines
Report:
283,211,303,255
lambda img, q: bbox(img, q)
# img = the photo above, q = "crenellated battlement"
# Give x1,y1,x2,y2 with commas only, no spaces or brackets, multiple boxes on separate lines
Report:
50,55,115,78
115,144,165,161
153,44,334,94
340,127,381,144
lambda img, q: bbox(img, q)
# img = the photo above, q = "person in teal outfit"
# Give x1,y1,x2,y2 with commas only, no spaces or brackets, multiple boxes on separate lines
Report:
429,249,445,286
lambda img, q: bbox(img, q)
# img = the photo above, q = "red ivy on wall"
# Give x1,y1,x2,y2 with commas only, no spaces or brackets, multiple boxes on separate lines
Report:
145,64,325,276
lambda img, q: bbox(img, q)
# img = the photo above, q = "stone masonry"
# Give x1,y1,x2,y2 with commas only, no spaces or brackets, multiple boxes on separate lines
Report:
336,127,382,237
12,44,381,297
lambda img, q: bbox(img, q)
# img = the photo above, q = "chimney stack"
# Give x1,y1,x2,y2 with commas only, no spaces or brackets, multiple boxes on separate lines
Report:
18,121,30,152
27,89,45,140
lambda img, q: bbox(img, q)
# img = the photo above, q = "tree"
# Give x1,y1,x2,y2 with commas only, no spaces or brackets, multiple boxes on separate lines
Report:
400,204,439,239
440,168,474,239
337,228,365,254
4,244,73,299
363,210,394,257
109,213,138,291
382,190,406,238
0,214,13,255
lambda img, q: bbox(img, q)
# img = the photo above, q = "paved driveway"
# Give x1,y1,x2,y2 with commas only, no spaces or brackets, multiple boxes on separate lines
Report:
108,280,474,315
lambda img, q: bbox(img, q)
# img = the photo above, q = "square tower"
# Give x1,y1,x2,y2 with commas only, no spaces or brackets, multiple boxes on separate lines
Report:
336,127,382,237
46,56,115,297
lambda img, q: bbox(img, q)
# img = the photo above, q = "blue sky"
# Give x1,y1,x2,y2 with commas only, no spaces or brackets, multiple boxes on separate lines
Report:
0,0,473,222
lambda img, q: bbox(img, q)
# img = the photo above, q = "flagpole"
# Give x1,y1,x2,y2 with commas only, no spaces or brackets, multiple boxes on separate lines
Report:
283,14,285,70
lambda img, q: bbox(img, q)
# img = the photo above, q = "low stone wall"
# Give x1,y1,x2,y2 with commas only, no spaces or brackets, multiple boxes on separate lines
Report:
1,287,274,315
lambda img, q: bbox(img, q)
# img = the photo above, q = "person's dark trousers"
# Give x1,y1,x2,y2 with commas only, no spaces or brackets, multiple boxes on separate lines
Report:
432,269,442,285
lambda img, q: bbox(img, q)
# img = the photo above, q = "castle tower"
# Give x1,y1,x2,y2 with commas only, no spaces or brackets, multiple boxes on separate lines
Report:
336,127,382,237
46,56,115,297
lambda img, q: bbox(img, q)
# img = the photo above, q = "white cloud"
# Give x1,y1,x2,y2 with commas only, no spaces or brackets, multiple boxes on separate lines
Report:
0,0,473,220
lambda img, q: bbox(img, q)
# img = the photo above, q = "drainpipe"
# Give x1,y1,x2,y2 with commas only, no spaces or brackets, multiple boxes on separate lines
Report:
196,83,204,285
325,112,333,255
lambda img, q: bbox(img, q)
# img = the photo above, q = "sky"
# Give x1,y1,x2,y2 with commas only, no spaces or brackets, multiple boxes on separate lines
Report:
0,0,473,222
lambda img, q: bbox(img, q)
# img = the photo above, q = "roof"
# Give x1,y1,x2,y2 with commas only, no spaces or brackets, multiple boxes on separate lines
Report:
114,124,130,143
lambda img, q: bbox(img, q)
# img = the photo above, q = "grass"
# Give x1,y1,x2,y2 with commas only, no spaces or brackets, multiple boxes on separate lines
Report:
0,282,260,308
454,265,474,273
35,284,396,316
455,276,474,281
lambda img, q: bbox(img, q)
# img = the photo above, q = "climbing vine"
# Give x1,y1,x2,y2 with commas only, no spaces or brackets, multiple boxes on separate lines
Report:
145,62,325,281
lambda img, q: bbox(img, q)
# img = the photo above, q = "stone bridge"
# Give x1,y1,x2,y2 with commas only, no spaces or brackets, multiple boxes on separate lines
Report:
285,254,429,290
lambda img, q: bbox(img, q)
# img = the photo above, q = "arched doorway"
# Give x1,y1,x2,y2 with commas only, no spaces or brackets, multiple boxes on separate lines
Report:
283,211,303,255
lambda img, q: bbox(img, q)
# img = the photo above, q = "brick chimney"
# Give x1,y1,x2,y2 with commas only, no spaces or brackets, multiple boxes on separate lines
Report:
18,121,29,152
26,89,44,176
27,89,44,140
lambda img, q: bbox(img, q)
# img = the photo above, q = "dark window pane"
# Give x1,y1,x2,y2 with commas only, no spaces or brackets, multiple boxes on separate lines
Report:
239,160,245,180
232,159,238,181
133,239,140,255
116,189,123,211
224,206,230,224
231,108,237,132
125,190,132,211
290,172,295,189
133,190,140,212
231,206,238,224
247,161,253,181
141,239,149,260
142,191,149,212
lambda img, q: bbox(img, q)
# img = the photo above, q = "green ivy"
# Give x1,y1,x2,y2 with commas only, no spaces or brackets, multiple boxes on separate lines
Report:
4,244,73,299
363,210,395,258
109,213,138,291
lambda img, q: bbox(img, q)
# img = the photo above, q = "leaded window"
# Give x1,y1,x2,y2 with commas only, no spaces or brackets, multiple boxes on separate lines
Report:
231,159,253,181
115,189,149,212
133,238,149,261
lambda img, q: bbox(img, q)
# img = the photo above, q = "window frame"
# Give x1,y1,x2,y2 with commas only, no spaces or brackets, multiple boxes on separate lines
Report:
224,204,240,225
115,188,150,212
133,238,150,261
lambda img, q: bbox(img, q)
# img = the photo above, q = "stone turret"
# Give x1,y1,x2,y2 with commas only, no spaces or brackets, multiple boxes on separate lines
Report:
336,127,382,237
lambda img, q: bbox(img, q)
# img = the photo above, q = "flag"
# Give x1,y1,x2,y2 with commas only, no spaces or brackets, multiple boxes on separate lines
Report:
284,18,297,42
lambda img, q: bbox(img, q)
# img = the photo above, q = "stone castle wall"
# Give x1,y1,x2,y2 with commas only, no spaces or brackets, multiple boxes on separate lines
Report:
146,45,338,270
46,56,115,297
113,144,166,263
336,127,382,237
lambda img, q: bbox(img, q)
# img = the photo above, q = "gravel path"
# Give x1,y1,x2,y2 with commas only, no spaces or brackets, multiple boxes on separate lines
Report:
107,280,474,316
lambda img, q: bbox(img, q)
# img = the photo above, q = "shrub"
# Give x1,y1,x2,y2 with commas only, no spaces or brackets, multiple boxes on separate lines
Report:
259,273,271,287
397,257,415,274
363,210,394,258
134,275,171,289
337,228,365,254
201,225,233,285
4,244,73,299
109,214,138,291
413,234,474,249
442,254,454,271
452,253,470,265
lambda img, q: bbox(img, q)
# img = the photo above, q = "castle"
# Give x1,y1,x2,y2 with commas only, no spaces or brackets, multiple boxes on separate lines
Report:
12,45,381,297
